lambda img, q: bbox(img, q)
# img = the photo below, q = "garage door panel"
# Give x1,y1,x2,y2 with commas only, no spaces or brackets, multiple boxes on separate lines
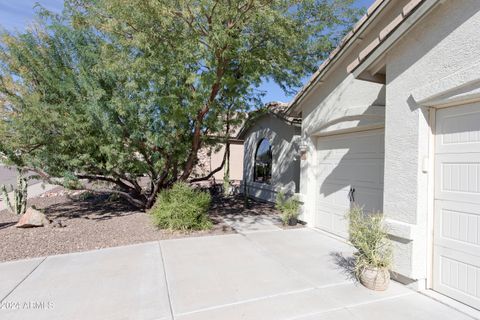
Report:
435,200,480,256
436,103,480,154
435,238,480,263
318,184,350,207
315,130,384,238
332,215,349,238
317,164,349,182
320,163,383,191
315,208,349,238
435,154,480,204
353,188,384,213
332,159,383,186
434,247,480,309
434,103,480,309
318,187,383,213
316,187,383,237
315,209,333,231
317,132,384,157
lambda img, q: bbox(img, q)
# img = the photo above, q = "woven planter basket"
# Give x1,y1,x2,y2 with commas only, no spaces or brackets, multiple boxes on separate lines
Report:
359,266,390,291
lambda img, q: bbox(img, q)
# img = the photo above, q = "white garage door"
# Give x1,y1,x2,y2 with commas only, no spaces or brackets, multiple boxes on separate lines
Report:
315,129,384,238
433,103,480,310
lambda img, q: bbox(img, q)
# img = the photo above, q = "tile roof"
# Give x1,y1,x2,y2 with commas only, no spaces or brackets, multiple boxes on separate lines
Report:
236,102,301,139
287,0,427,114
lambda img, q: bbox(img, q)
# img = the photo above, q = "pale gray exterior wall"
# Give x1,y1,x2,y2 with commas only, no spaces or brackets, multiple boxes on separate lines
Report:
383,0,480,283
242,115,300,203
298,40,388,224
296,1,416,225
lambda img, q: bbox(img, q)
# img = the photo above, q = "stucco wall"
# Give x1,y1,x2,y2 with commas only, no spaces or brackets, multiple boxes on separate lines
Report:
241,115,300,203
293,1,420,225
298,42,388,225
193,142,244,181
383,0,480,281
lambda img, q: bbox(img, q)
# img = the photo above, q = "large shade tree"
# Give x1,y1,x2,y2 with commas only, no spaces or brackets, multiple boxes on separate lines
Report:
0,0,361,209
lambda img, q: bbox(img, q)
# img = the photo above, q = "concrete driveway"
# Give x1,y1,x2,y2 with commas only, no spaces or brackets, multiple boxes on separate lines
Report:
0,228,475,320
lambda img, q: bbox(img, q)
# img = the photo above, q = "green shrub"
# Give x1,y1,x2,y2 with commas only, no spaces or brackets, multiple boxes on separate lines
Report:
275,191,287,211
347,206,392,275
150,182,212,230
275,191,300,225
62,172,82,190
77,191,95,201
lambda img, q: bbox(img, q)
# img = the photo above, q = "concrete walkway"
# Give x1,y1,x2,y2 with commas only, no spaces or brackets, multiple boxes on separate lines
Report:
220,211,283,233
0,228,477,320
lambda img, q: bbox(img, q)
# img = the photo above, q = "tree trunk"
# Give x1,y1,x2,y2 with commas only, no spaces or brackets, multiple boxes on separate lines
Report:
189,142,229,183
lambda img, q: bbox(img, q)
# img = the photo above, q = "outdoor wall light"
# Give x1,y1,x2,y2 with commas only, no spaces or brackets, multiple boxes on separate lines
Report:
299,139,308,154
299,139,308,160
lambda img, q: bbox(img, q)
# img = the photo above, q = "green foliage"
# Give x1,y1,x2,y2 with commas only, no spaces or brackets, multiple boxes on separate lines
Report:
275,191,287,210
63,173,82,190
150,182,212,230
347,206,393,275
77,191,95,201
275,191,300,225
0,0,362,209
107,192,121,202
1,169,28,215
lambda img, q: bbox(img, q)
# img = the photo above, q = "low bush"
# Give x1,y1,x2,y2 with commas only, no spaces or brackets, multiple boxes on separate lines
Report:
275,191,300,225
150,182,212,230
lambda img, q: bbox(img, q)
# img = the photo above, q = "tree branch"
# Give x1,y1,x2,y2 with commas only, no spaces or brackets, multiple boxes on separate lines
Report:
75,173,137,194
189,107,232,183
179,52,229,181
79,187,146,209
145,155,172,208
189,142,229,183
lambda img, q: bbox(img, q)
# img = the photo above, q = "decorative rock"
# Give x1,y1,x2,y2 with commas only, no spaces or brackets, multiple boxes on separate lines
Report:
15,208,50,228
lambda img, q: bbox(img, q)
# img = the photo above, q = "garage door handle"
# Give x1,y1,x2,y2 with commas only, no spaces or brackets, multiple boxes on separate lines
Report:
348,187,355,202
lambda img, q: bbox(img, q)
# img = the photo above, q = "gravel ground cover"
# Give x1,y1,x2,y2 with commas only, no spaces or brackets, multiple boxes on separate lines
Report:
0,188,233,262
0,188,296,262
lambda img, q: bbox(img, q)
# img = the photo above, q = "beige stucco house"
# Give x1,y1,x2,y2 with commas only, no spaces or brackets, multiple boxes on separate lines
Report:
193,139,244,182
193,115,245,182
241,0,480,311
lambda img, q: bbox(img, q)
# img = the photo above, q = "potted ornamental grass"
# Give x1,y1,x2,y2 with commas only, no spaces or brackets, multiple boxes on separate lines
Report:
348,206,392,291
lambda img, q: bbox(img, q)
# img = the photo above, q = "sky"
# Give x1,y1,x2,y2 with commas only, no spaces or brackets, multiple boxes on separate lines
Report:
0,0,375,104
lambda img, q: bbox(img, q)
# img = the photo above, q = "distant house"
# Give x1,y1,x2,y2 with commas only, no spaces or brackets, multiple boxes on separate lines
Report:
193,137,244,182
240,0,480,311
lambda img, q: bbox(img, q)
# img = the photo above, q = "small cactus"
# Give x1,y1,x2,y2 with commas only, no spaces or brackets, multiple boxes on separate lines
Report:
1,168,28,215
